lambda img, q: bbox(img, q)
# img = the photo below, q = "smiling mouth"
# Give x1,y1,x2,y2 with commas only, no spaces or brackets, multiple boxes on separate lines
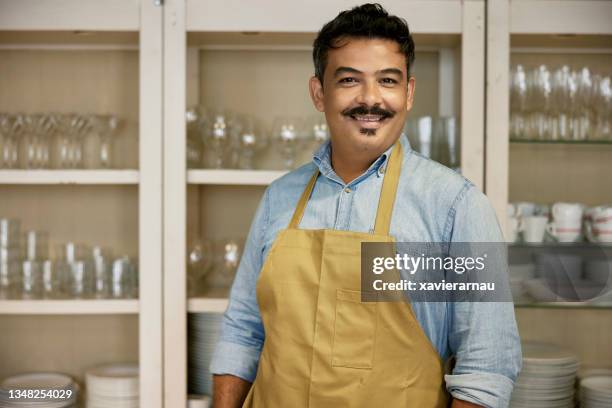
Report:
349,114,389,129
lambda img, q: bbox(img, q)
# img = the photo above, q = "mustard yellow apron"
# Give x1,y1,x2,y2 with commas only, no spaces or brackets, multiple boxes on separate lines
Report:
243,141,449,407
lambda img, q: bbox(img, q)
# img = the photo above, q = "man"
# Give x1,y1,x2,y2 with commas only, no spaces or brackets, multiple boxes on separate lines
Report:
211,4,521,407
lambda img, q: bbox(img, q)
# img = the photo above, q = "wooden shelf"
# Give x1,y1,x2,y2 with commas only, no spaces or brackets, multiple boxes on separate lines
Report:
0,299,139,315
0,0,140,32
187,169,286,186
510,1,612,35
187,297,228,313
0,170,139,185
186,0,463,34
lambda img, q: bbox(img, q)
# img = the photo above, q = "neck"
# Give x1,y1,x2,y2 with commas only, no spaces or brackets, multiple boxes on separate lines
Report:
330,144,383,184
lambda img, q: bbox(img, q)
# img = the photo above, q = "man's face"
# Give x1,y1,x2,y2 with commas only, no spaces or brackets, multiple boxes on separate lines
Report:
309,37,415,155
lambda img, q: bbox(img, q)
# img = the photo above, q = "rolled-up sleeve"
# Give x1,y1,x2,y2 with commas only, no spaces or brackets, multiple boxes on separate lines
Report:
209,188,270,382
444,185,522,407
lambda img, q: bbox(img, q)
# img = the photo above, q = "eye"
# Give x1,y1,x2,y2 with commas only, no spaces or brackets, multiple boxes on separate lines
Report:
380,78,398,85
339,77,357,84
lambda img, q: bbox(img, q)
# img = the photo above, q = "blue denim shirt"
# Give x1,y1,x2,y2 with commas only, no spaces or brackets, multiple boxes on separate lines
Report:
210,135,522,408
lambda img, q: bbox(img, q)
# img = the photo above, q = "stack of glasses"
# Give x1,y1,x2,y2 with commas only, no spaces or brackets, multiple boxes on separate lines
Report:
0,112,123,169
0,216,138,300
0,372,80,408
510,65,611,141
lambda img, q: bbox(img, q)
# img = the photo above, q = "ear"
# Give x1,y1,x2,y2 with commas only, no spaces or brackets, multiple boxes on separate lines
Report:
309,76,325,112
405,76,416,111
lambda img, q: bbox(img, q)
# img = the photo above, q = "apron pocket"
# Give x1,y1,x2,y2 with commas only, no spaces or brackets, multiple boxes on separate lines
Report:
331,288,377,369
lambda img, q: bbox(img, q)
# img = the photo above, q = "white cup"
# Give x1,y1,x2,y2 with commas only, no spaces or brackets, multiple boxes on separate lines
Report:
520,216,548,243
585,206,612,243
546,220,582,243
552,202,584,222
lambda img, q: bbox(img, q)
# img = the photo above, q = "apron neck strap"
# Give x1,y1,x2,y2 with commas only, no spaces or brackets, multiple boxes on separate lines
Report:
373,140,403,235
288,169,319,229
288,139,403,233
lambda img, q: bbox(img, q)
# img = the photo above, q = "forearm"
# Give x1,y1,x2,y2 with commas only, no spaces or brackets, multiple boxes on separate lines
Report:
213,374,252,408
452,398,484,408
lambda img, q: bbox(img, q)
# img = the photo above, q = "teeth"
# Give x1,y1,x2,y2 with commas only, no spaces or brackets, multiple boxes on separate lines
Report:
353,115,383,122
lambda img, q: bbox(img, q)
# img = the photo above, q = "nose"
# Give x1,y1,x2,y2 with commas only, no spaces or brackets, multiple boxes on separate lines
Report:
355,79,383,106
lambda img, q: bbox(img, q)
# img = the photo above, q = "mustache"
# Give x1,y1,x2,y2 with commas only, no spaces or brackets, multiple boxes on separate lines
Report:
341,105,396,119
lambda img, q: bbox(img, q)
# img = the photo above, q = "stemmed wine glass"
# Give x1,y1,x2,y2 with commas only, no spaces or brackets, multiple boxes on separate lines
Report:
187,240,213,297
0,114,19,168
593,75,611,140
271,115,304,170
201,109,231,169
304,114,329,154
236,114,267,170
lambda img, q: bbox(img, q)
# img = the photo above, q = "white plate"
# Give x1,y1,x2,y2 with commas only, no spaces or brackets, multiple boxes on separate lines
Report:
1,373,74,390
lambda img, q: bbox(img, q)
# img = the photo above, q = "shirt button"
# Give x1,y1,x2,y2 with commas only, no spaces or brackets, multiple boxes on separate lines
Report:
378,166,386,175
344,187,351,194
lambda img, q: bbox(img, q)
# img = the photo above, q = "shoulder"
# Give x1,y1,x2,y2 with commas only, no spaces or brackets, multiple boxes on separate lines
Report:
401,148,475,207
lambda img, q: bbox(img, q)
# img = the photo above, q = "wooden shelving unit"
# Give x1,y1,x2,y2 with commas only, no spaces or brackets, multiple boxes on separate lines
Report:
0,1,162,407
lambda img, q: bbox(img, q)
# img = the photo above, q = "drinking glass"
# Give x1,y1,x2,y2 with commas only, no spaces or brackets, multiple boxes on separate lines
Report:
32,114,54,168
2,115,24,169
92,246,112,299
187,240,213,297
0,218,21,249
21,260,43,299
67,260,94,298
111,256,136,299
0,258,19,299
271,115,305,170
551,66,570,140
574,67,594,141
510,65,529,140
99,115,119,168
201,110,232,169
25,230,49,261
593,75,611,140
235,114,267,170
72,114,90,168
303,114,329,155
42,260,64,299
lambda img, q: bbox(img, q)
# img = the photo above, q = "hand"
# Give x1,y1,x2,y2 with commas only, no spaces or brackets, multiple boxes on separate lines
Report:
451,398,484,408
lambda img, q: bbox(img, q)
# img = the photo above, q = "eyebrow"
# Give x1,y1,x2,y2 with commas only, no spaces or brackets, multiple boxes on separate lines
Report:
334,66,404,79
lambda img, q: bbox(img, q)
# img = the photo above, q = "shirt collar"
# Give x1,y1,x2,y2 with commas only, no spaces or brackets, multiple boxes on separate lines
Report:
312,133,410,186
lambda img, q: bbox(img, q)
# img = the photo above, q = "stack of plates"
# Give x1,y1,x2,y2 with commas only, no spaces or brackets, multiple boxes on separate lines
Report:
86,363,139,408
188,313,223,396
510,342,579,408
0,372,79,407
580,375,612,407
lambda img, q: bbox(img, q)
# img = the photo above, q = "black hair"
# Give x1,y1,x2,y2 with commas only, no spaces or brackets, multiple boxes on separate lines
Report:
312,3,415,82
